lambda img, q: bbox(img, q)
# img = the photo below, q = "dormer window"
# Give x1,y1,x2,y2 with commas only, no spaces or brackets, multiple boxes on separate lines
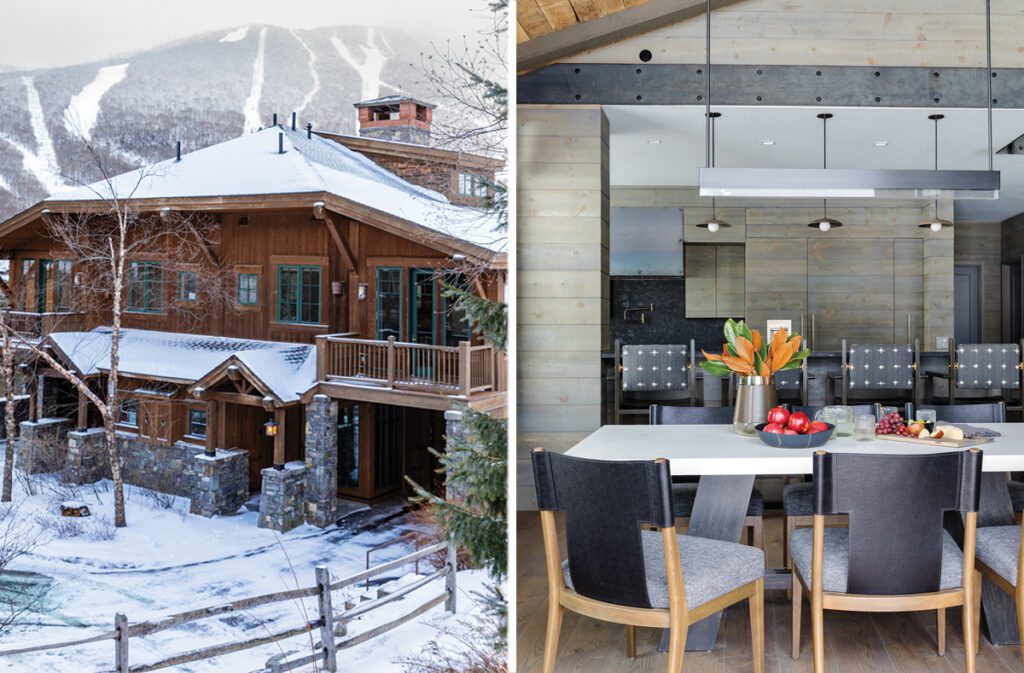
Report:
458,172,488,198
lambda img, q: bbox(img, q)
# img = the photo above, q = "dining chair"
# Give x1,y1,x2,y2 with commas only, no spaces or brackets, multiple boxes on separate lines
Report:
791,449,983,673
614,339,697,424
775,345,812,406
650,405,766,552
532,448,765,673
974,511,1024,664
781,404,876,580
832,340,921,407
927,340,1023,411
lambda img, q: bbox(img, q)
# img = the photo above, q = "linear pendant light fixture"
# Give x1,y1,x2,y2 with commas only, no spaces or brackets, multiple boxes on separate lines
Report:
808,113,843,231
697,111,732,232
920,114,954,231
698,0,1000,200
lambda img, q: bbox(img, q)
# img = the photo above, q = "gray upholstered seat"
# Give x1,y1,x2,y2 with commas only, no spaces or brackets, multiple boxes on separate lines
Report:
790,527,964,593
672,483,765,518
564,530,765,610
783,482,815,517
975,525,1021,587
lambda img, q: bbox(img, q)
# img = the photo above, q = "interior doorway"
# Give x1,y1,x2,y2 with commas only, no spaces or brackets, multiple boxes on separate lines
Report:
954,264,982,344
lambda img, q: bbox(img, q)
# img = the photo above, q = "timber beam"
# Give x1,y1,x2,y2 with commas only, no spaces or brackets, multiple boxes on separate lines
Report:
519,64,1024,108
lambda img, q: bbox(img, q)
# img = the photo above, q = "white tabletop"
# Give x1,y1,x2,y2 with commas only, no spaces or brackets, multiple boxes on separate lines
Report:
565,424,1024,475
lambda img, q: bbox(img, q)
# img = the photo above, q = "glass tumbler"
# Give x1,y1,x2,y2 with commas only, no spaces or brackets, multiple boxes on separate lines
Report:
854,415,876,441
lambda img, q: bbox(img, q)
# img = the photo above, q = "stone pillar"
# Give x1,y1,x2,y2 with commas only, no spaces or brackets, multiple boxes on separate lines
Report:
190,448,248,517
517,105,609,509
17,418,71,474
65,428,110,484
258,461,306,532
304,394,338,528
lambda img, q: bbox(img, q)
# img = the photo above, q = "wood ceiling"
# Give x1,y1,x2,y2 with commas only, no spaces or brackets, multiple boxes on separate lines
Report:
517,0,651,43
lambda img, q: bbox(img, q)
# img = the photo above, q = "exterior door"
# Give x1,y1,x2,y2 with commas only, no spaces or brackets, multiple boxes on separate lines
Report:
373,405,403,496
954,264,982,344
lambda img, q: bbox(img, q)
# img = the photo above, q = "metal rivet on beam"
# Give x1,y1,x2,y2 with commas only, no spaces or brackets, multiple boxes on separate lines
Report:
575,94,581,100
574,67,580,74
639,49,652,62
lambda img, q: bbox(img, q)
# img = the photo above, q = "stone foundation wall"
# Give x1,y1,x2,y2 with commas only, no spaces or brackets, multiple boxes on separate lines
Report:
304,395,337,528
66,428,111,484
191,449,249,517
259,462,307,532
17,418,71,474
117,433,201,498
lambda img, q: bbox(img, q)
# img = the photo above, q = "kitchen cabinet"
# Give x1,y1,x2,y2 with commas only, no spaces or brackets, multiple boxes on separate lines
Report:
685,244,745,318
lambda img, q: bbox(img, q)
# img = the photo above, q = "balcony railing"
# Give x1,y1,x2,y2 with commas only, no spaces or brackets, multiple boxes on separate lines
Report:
3,311,85,338
316,334,506,397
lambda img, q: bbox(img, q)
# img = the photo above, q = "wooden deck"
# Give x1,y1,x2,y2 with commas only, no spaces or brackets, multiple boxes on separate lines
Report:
516,510,1024,673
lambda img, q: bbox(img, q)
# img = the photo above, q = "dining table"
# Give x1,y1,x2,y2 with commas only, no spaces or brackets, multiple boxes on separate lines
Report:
565,423,1024,652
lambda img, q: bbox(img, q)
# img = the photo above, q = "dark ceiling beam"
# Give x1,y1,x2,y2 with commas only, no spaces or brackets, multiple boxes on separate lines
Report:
517,0,743,75
519,63,1023,108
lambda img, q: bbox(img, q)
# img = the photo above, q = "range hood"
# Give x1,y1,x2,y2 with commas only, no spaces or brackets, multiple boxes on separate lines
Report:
699,167,1000,200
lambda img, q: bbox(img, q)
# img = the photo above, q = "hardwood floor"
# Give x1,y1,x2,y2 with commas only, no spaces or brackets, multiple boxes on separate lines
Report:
516,510,1024,673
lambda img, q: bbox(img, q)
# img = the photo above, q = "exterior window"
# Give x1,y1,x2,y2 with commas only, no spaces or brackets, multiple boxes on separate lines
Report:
55,260,72,311
127,261,163,313
458,172,488,198
119,399,139,426
177,271,198,302
443,272,472,347
188,408,207,438
19,259,35,310
277,265,321,324
375,267,402,340
237,273,259,306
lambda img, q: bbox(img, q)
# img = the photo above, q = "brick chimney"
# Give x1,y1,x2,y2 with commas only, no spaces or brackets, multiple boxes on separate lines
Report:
354,95,434,146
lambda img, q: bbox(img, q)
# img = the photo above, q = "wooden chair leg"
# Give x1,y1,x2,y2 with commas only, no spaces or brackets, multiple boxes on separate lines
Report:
1016,584,1024,667
792,571,802,660
625,624,636,659
811,584,825,673
974,571,982,655
937,608,945,655
752,517,765,555
542,601,563,673
666,622,688,673
785,517,793,600
750,578,765,673
964,595,977,673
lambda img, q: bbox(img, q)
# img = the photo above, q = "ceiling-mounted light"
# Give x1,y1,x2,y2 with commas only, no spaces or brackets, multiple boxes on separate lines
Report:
761,140,775,146
807,113,843,231
873,141,889,147
919,114,954,231
697,111,731,232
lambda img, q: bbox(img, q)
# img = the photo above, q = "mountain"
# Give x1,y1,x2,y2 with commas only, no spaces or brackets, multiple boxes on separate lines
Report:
0,25,439,220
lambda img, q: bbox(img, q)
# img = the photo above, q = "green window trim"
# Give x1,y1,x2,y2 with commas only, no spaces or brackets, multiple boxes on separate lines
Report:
55,260,73,312
409,269,437,345
126,261,164,314
188,408,208,438
119,399,139,427
276,265,321,325
442,272,472,347
375,267,403,340
237,273,259,306
177,271,198,302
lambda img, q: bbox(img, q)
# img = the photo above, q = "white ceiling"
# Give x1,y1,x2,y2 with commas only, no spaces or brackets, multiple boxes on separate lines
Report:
606,105,1024,221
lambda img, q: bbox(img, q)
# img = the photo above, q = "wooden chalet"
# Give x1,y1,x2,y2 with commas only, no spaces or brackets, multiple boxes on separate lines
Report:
0,101,506,506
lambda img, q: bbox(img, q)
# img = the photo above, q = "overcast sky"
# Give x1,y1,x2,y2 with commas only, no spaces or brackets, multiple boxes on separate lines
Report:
0,0,492,70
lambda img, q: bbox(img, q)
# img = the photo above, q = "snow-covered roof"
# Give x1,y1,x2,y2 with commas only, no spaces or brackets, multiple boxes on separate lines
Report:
46,328,317,403
45,126,505,253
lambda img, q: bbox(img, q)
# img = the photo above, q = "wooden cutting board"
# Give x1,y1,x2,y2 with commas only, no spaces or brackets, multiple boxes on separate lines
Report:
873,433,994,449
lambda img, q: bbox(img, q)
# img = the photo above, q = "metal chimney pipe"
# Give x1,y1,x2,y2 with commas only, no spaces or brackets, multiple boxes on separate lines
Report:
175,141,181,162
278,132,284,154
306,123,312,140
291,112,297,131
272,113,278,127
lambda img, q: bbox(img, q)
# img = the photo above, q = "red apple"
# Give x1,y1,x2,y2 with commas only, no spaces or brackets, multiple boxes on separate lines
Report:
808,421,829,434
767,406,790,426
787,412,811,434
783,428,799,435
763,423,785,434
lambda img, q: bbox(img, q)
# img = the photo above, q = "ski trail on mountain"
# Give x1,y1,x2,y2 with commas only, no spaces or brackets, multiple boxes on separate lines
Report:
220,26,248,43
331,27,398,102
242,27,267,131
291,29,320,115
15,76,65,194
64,63,129,141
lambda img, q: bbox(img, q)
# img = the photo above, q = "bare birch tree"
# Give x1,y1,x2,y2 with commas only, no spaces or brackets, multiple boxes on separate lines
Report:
0,321,17,503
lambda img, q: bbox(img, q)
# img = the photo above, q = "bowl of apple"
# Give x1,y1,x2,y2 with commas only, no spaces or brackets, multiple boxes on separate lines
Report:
754,406,834,449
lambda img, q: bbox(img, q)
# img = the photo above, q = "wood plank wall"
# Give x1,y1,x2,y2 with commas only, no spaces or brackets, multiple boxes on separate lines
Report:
611,188,963,351
518,106,610,509
557,0,1024,68
956,221,1003,342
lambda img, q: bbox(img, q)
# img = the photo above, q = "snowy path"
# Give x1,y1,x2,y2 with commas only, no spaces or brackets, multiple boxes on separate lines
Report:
64,63,129,141
243,27,268,132
0,478,483,673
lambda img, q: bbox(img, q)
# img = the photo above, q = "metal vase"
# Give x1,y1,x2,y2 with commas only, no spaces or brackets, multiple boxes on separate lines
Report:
733,376,778,435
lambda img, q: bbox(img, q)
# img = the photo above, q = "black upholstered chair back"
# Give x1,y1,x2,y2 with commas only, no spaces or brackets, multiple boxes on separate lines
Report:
954,343,1022,390
914,402,1006,423
650,404,734,425
619,341,694,395
813,450,982,595
846,341,916,391
533,451,674,609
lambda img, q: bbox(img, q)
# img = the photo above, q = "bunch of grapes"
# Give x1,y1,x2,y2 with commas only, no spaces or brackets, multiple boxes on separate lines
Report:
875,411,910,436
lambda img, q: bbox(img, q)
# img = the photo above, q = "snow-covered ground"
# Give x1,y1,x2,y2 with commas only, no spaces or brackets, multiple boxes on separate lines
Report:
0,469,486,672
